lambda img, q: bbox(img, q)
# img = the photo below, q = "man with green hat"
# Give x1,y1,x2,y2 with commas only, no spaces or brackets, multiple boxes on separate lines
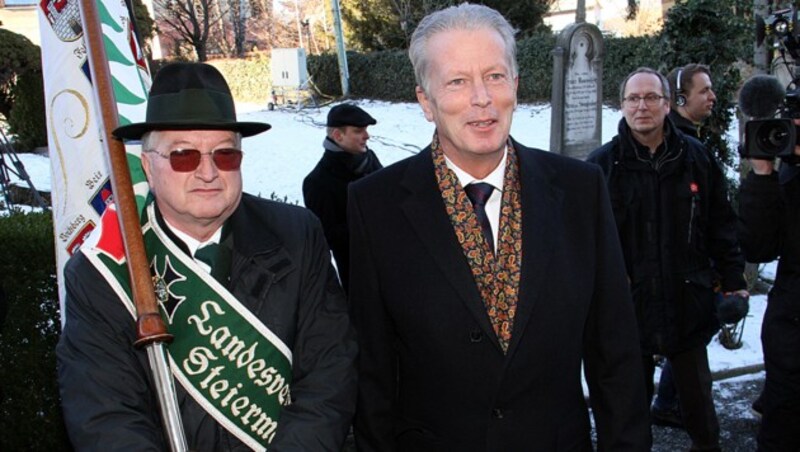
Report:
56,62,357,450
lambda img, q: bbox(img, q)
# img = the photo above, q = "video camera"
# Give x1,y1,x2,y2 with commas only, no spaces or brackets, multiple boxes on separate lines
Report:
741,6,800,159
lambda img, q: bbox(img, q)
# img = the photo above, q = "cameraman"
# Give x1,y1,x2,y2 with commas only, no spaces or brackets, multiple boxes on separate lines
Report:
739,139,800,451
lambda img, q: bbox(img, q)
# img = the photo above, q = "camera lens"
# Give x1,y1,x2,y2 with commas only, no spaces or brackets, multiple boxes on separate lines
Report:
756,121,792,155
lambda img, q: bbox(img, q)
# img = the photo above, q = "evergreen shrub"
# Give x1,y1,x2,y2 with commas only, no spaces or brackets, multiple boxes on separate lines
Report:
308,50,417,101
306,52,341,98
8,72,47,151
0,29,47,151
516,33,557,102
307,34,660,105
0,211,70,450
209,55,273,104
602,35,662,105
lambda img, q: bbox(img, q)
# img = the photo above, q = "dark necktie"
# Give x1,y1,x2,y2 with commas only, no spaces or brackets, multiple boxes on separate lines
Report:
195,243,226,284
465,182,495,252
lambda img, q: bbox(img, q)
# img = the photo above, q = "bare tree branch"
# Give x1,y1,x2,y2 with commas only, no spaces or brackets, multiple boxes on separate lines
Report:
154,0,229,61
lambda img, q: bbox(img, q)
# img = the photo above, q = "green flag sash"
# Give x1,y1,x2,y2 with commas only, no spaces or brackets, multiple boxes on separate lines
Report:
81,202,292,450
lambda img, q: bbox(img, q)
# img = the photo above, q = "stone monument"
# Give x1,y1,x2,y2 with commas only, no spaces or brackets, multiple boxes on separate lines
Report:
550,18,604,160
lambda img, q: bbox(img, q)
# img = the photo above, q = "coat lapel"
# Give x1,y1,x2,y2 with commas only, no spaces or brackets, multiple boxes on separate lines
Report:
228,195,295,315
399,149,503,352
506,143,563,356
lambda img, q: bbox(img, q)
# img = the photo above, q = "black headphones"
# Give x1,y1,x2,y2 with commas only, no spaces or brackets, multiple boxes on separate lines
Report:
675,68,687,107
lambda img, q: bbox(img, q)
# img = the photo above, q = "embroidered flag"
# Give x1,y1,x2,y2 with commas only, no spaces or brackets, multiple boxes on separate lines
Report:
37,0,151,320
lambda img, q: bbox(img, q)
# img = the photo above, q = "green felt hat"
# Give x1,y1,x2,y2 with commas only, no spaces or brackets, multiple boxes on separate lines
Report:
113,62,271,140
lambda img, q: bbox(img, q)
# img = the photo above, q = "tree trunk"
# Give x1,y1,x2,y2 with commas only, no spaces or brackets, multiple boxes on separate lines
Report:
196,44,207,62
754,0,769,73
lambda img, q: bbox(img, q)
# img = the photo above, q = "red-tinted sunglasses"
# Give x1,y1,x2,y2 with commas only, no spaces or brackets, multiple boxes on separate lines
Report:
145,148,243,172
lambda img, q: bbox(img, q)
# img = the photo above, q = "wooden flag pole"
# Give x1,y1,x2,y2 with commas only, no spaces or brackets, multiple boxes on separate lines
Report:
77,0,187,449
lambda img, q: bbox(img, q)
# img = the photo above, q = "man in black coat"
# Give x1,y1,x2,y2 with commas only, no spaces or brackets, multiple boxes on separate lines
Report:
348,4,650,451
653,63,720,429
587,67,748,452
56,63,357,451
303,104,382,292
738,138,800,451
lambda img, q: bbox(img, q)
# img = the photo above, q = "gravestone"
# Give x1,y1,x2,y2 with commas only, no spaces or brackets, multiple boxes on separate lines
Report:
550,22,604,160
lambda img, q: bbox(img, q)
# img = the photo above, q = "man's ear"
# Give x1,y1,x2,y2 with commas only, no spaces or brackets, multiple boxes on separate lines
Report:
331,127,343,142
140,150,153,184
416,86,434,122
513,76,519,109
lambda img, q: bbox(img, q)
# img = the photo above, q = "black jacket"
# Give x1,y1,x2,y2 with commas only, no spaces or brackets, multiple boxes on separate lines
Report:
669,110,700,138
349,140,650,451
738,150,800,451
303,140,382,292
57,193,357,451
739,165,800,296
587,118,746,355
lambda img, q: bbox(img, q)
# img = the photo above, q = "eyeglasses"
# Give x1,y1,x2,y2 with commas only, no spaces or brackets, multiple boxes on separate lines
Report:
622,93,666,108
145,148,243,172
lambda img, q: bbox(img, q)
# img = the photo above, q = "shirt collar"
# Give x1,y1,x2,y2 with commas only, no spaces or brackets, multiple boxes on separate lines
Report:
443,147,508,192
163,218,223,256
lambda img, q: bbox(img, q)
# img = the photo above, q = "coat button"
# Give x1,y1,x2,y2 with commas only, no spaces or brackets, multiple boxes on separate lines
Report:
469,330,483,343
492,408,504,419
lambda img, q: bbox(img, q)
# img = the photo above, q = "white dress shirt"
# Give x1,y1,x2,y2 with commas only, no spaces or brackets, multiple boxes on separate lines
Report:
444,149,508,251
164,219,222,274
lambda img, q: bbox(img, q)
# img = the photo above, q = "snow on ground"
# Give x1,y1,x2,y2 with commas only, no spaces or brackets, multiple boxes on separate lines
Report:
7,100,766,377
235,100,622,203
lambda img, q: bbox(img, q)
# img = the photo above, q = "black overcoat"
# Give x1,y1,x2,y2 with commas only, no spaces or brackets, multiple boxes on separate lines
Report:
738,166,800,450
57,193,357,451
587,119,746,356
348,140,650,451
303,147,382,291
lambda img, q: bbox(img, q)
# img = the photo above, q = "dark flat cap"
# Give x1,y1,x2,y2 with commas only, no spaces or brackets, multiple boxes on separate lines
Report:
327,104,377,127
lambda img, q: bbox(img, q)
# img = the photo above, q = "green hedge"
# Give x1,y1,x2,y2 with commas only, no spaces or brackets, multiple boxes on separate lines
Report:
602,35,662,105
0,211,70,451
516,33,557,102
306,33,661,105
154,55,274,104
8,71,48,151
178,34,661,107
209,55,272,104
306,52,344,99
308,50,417,101
0,28,47,151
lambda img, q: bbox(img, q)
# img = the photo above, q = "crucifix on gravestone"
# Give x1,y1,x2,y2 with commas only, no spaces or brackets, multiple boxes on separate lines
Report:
549,2,604,161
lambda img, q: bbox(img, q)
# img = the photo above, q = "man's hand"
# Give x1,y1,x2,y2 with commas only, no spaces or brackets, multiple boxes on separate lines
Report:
749,159,775,175
718,290,750,325
723,289,750,300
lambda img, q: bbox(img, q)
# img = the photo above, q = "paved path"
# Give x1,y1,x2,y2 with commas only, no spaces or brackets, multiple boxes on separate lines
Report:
651,372,763,451
343,372,765,451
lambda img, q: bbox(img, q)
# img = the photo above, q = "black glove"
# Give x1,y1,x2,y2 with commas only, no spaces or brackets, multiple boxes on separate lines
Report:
716,293,750,324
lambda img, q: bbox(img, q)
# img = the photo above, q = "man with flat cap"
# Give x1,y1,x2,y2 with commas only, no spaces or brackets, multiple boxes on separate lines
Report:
303,103,382,292
56,62,357,450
